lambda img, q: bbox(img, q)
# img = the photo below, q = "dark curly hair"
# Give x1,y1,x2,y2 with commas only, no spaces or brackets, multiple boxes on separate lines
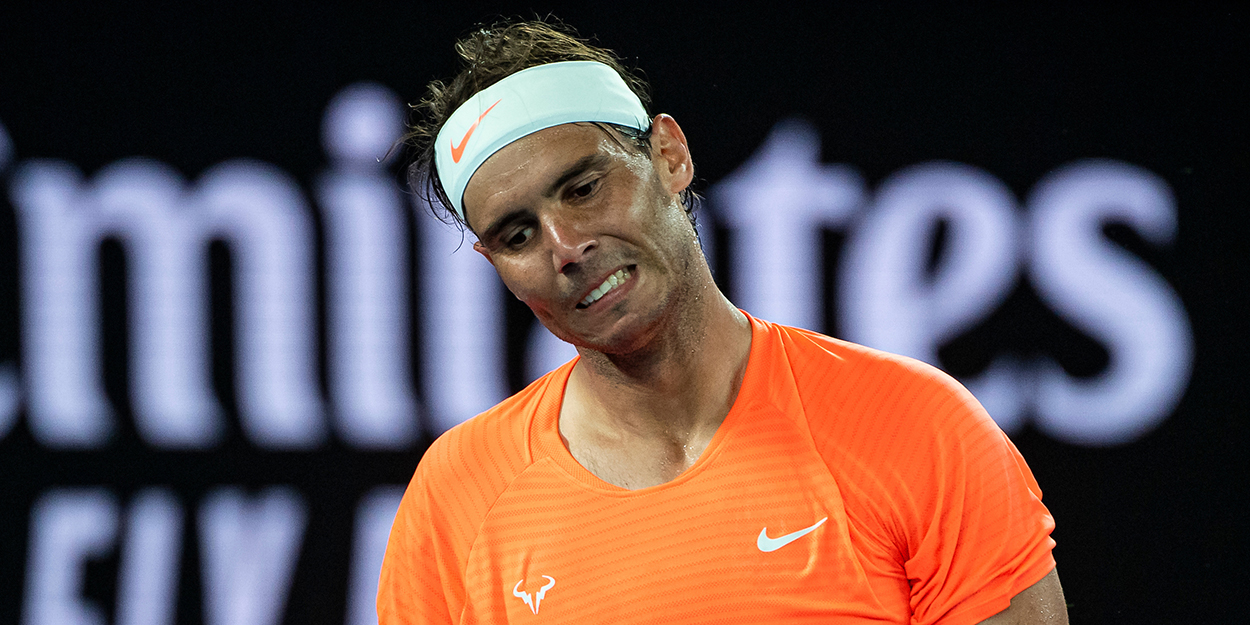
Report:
403,18,696,230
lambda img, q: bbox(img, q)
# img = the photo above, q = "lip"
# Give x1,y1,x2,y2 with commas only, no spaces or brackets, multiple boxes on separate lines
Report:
575,264,636,311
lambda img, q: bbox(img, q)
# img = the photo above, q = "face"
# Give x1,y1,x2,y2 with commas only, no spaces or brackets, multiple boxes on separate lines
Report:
463,117,698,354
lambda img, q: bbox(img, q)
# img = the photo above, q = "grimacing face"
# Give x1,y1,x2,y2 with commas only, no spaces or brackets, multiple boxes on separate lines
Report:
463,116,699,355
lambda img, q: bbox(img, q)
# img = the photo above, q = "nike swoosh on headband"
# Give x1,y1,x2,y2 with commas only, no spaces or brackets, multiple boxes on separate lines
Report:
450,100,501,164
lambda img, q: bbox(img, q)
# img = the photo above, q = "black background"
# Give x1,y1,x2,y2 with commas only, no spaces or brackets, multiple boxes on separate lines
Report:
2,3,1247,623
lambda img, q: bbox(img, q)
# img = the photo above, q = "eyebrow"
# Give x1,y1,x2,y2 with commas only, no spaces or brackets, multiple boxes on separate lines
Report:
477,153,613,242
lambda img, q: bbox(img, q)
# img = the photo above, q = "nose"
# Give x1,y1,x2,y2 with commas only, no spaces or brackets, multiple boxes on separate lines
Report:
541,212,596,274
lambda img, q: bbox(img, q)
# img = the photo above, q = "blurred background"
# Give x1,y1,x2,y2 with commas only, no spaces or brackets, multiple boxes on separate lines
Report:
1,2,1245,624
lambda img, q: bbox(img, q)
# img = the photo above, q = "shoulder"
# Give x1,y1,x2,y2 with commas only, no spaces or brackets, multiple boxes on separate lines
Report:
380,367,573,625
379,365,573,623
756,319,1006,491
385,363,571,574
763,319,982,432
415,363,568,496
401,360,575,531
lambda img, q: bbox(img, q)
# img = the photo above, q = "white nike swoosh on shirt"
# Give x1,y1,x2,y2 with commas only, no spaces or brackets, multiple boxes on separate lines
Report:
756,517,828,552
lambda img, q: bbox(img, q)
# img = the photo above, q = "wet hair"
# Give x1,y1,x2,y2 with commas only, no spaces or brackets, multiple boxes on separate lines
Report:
402,17,697,230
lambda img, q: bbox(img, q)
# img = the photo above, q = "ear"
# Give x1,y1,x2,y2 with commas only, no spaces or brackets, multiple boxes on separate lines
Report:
472,240,495,266
649,114,694,194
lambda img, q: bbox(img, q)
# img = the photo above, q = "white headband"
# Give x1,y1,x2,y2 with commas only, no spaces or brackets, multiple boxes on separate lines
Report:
433,60,650,221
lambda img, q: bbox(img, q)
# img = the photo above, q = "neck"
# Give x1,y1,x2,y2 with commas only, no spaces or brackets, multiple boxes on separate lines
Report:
565,264,752,449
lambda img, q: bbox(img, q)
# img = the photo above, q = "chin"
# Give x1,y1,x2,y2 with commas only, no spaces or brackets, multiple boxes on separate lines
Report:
575,334,647,356
549,326,634,355
572,315,666,356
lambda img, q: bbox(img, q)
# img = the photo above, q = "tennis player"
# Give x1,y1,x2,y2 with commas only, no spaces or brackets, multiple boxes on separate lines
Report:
379,18,1067,624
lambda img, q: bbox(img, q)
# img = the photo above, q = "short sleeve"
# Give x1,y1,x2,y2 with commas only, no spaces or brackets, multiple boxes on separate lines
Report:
901,372,1056,625
376,465,460,625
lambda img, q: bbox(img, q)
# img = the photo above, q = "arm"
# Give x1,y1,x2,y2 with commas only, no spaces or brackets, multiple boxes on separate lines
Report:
879,358,1059,625
977,567,1068,625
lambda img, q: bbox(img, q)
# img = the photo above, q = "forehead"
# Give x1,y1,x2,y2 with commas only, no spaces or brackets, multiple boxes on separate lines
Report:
461,123,638,227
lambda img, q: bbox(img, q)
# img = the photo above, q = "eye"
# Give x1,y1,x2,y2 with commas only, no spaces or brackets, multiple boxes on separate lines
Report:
506,226,535,248
569,178,600,200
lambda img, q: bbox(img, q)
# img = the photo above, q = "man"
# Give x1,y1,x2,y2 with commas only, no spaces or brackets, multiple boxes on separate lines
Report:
379,19,1066,624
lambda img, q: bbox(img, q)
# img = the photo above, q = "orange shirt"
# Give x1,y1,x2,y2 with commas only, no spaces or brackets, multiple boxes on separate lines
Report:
378,315,1056,624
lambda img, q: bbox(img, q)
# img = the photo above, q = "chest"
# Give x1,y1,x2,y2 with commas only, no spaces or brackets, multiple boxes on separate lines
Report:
455,420,910,623
563,433,712,490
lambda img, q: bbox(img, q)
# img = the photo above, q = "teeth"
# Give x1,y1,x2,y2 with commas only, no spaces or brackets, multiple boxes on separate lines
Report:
581,268,631,307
